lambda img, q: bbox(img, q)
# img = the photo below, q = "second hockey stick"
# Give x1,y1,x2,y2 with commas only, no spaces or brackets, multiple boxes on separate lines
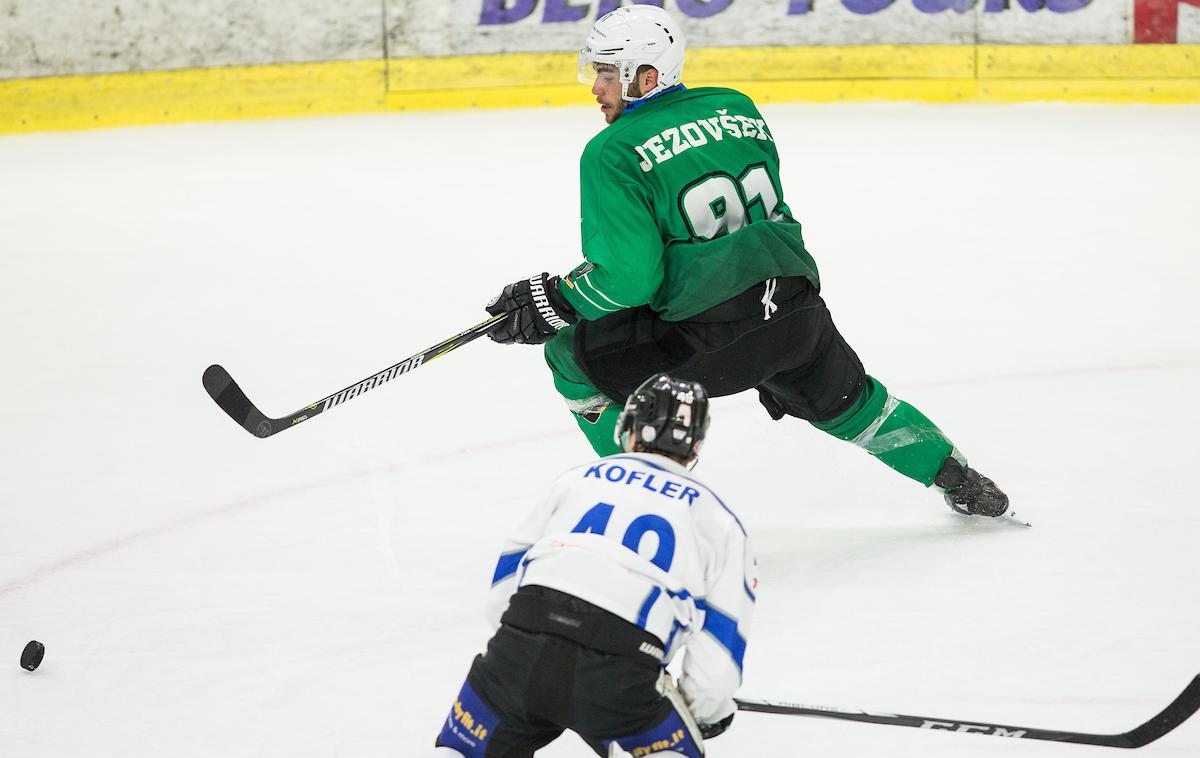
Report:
202,313,506,438
734,673,1200,749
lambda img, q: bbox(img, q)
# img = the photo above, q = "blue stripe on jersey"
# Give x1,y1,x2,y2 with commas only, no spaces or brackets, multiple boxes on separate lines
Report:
667,587,688,601
491,548,529,585
663,620,682,654
636,586,662,629
697,600,747,673
605,455,747,536
743,579,757,603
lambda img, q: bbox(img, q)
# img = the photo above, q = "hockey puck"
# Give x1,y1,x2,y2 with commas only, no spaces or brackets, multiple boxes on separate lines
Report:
20,640,44,671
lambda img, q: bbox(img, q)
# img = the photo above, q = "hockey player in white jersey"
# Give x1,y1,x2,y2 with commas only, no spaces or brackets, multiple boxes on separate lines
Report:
426,374,755,757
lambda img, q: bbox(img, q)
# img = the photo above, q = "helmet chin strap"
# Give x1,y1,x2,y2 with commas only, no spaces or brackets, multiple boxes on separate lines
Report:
618,62,638,102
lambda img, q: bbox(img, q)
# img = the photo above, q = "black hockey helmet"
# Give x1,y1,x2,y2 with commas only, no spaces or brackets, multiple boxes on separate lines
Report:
614,374,710,461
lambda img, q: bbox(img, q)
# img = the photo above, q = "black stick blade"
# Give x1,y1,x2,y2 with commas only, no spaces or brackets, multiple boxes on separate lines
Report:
1121,674,1200,748
734,673,1200,749
200,313,515,440
202,365,274,438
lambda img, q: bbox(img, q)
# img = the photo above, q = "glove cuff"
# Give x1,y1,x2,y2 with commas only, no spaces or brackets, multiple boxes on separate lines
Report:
700,711,735,740
536,273,577,330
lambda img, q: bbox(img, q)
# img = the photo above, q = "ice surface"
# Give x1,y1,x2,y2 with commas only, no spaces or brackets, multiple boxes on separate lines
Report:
2,101,1198,757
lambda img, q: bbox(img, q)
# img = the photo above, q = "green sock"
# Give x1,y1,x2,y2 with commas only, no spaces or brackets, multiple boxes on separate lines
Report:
544,327,622,456
569,403,622,456
813,376,956,486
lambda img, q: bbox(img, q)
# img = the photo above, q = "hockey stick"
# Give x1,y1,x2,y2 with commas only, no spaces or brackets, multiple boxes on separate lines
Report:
202,313,506,438
734,673,1200,749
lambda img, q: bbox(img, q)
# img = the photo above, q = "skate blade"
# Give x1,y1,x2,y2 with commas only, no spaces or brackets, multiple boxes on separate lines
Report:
1000,511,1032,527
951,510,1032,528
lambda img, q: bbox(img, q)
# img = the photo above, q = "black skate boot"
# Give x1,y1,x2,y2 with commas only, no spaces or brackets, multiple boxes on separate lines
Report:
934,457,1009,517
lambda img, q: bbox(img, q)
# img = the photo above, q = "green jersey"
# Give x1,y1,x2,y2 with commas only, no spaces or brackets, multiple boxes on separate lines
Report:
560,86,819,322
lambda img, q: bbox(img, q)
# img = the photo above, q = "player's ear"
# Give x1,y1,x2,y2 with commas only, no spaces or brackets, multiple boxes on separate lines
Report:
643,67,659,92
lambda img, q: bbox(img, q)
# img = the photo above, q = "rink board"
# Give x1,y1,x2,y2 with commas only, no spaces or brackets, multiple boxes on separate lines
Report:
2,44,1199,135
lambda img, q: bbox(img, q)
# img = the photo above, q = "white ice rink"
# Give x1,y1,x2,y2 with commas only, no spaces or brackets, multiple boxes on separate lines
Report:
2,100,1199,757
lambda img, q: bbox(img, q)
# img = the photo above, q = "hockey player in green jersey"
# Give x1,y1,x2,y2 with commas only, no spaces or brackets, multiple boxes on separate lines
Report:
484,5,1008,518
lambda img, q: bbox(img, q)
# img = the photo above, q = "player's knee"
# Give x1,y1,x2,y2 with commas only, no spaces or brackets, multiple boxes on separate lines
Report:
435,679,499,758
810,375,889,440
545,326,611,415
759,373,878,429
608,748,689,757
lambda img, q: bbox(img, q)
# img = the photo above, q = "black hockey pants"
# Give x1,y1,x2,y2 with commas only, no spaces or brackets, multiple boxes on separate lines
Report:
575,276,866,423
435,586,703,758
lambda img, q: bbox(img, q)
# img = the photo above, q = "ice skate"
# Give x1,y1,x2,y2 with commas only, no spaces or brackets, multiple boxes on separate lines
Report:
935,456,1009,517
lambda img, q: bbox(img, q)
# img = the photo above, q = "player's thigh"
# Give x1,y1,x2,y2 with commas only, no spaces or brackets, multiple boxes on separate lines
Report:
573,306,697,403
757,299,866,423
434,675,562,758
436,631,565,757
573,303,801,402
666,290,846,400
573,281,840,404
571,650,701,757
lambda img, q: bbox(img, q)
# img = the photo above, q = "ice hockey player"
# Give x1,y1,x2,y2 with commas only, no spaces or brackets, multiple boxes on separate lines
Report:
484,5,1008,519
424,374,753,758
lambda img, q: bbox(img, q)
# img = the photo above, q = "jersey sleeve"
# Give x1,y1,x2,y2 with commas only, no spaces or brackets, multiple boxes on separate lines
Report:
678,515,757,725
484,476,568,629
560,145,665,320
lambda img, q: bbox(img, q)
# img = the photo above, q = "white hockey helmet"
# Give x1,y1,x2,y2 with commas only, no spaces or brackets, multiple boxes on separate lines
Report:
578,5,686,102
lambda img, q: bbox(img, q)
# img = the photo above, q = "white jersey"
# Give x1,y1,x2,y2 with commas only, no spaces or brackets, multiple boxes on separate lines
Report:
487,452,756,724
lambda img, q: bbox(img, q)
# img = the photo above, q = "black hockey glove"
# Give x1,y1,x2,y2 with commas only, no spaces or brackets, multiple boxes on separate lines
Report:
699,712,734,740
485,272,577,345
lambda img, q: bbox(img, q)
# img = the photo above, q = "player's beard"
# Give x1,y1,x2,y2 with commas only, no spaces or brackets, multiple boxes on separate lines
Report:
602,99,627,124
602,81,641,124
